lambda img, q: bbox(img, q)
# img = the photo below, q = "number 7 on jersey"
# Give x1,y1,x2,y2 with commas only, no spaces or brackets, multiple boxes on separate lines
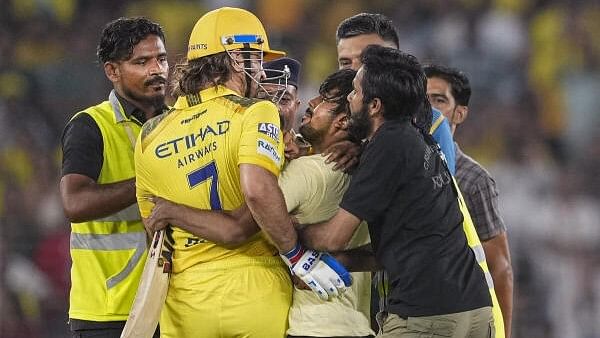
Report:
187,160,222,210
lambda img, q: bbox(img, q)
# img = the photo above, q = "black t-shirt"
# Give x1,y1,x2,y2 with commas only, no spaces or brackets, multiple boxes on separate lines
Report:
340,119,491,317
61,93,152,180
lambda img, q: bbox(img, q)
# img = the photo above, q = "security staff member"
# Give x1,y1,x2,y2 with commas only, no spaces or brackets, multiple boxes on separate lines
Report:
303,46,493,338
59,17,168,337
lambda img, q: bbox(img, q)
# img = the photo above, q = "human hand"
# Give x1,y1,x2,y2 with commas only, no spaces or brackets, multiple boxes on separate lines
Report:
284,129,311,161
291,274,311,290
322,140,361,172
281,243,352,301
144,196,175,233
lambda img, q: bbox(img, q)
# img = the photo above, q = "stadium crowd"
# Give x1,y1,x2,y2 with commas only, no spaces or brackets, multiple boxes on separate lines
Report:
1,0,599,337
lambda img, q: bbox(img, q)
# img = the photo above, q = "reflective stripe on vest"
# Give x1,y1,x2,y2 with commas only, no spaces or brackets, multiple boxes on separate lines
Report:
109,90,127,122
70,231,146,289
472,244,495,289
109,90,138,147
429,114,445,134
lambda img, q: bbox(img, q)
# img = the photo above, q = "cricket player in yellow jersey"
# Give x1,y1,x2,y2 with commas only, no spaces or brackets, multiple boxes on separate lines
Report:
134,7,351,338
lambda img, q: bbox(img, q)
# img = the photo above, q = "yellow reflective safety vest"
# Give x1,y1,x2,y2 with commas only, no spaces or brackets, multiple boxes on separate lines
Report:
453,178,505,338
430,119,505,338
68,91,147,322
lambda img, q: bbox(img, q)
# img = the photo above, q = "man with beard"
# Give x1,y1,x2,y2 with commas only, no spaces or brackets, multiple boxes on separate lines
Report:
282,68,374,338
302,45,493,338
335,14,506,338
145,69,374,338
134,7,350,337
59,17,168,337
335,12,455,174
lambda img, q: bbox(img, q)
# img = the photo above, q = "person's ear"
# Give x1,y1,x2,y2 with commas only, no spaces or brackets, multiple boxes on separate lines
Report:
369,98,382,117
104,62,120,82
229,51,244,72
453,105,468,125
334,113,349,130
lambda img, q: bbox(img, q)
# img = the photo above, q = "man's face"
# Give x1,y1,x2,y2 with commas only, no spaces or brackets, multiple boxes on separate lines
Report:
299,95,337,146
426,77,457,121
113,35,168,107
347,67,371,140
246,52,266,98
257,83,300,131
232,51,265,98
337,33,396,71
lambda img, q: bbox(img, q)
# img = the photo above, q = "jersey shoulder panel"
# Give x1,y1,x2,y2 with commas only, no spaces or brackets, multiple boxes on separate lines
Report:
141,107,177,142
221,95,263,110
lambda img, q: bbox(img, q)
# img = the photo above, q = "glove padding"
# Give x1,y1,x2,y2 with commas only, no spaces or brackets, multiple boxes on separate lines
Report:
281,244,352,301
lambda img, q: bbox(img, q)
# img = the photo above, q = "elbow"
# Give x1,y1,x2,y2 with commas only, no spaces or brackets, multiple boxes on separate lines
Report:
502,261,514,285
62,199,85,223
491,257,514,287
243,185,267,209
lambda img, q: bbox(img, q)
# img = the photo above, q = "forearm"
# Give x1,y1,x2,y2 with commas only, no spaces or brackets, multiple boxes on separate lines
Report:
300,222,340,251
157,202,259,245
246,185,297,252
300,209,362,252
240,164,297,253
332,244,379,272
60,174,136,222
482,233,513,338
492,264,513,338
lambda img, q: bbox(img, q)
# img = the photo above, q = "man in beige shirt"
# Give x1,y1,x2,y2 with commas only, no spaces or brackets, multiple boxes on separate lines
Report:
145,68,374,338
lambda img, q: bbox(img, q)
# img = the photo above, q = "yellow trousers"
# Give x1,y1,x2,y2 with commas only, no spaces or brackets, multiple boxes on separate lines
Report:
160,256,292,338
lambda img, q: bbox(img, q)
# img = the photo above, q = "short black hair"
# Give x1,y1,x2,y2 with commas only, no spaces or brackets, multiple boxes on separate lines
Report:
423,64,471,106
319,68,356,116
336,13,399,48
97,17,165,64
360,45,431,127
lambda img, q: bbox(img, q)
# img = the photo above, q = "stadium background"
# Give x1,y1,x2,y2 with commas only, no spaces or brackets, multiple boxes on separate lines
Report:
1,0,599,337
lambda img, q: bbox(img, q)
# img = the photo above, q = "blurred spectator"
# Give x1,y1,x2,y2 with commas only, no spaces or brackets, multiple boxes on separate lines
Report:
1,1,600,337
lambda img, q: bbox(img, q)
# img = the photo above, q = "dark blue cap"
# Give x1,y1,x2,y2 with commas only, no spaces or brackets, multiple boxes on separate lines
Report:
263,57,301,88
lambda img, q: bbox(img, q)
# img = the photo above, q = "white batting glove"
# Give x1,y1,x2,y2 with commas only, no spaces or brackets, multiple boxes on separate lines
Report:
281,243,353,301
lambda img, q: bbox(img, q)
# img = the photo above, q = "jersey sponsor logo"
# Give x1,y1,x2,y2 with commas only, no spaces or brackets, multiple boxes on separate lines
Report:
155,120,230,158
177,141,217,169
180,109,207,125
257,122,280,141
184,237,206,247
301,251,319,272
257,138,281,166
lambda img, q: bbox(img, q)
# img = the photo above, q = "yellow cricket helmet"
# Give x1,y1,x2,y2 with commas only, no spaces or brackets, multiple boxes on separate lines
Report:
187,7,285,61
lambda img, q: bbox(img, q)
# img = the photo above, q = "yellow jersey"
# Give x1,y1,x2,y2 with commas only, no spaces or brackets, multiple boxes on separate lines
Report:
134,85,284,273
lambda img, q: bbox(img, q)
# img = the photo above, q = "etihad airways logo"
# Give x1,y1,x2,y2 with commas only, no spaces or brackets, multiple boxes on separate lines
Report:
155,120,230,158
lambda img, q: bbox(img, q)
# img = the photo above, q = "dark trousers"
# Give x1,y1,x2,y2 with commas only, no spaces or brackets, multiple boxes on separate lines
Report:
69,320,159,338
288,335,374,338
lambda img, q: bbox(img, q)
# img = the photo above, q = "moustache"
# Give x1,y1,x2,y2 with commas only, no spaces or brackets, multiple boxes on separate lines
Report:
145,77,167,87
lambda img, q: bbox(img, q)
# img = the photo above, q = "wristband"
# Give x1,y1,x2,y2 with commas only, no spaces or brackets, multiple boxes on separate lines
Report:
281,242,305,266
